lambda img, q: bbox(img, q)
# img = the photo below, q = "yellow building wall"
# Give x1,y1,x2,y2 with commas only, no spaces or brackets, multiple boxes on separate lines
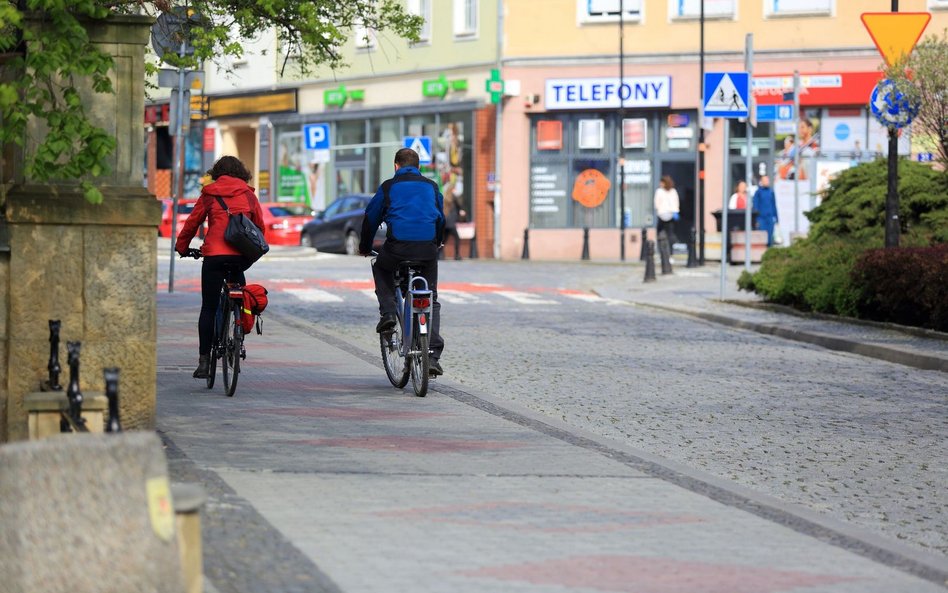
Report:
506,0,947,58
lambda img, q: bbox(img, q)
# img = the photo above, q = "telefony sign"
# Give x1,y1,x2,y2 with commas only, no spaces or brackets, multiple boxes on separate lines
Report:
545,76,671,110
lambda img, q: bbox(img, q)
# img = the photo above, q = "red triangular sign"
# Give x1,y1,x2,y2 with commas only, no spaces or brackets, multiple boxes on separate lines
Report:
861,12,932,67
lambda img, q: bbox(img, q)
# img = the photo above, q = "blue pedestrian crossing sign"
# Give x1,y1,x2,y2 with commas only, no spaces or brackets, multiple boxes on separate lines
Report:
303,123,330,150
403,136,433,165
703,72,750,118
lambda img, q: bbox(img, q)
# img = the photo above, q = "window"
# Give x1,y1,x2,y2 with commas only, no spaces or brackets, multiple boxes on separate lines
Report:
453,0,478,37
578,119,605,150
669,0,735,19
930,0,948,9
580,0,643,23
764,0,832,17
408,0,432,42
353,21,377,49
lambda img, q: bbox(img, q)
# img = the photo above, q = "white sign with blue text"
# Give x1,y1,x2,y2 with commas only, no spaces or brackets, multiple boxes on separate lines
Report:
544,76,671,110
403,136,433,165
303,123,330,150
703,72,749,118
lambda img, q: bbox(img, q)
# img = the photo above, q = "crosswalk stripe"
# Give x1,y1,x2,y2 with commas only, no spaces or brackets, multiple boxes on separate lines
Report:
284,288,344,303
438,289,482,304
495,291,559,305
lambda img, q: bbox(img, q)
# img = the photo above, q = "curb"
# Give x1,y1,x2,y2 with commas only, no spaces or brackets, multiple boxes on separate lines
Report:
637,302,948,373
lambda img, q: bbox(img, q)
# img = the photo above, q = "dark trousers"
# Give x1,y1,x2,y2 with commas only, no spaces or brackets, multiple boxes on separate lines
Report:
372,240,443,361
199,255,251,355
657,219,676,245
440,227,461,260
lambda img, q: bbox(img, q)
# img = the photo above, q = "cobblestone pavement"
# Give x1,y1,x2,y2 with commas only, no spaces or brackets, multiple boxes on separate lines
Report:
159,245,948,592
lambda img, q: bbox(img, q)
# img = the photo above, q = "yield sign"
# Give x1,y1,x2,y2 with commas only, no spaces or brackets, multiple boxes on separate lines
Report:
861,12,931,67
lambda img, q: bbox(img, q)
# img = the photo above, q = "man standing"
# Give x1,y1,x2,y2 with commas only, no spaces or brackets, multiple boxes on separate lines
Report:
360,148,446,375
752,175,779,246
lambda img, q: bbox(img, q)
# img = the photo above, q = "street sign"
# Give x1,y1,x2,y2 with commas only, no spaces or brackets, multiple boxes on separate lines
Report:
703,72,750,118
403,136,433,165
756,104,794,122
303,123,330,150
870,80,917,129
861,12,931,67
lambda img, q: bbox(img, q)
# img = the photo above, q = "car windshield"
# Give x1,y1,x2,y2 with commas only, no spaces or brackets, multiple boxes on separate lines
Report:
268,205,309,217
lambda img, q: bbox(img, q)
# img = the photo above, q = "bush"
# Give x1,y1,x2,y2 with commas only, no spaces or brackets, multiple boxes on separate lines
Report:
740,159,947,326
852,244,948,331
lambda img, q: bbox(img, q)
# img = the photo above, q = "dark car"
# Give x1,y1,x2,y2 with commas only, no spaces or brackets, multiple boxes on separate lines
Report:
300,194,386,255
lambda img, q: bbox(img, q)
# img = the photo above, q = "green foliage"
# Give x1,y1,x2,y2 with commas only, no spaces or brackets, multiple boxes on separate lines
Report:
884,29,948,169
741,160,948,323
0,1,423,204
806,159,948,244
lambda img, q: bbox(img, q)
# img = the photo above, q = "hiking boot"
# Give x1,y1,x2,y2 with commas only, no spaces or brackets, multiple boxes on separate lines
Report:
429,360,443,377
375,313,397,333
192,355,210,379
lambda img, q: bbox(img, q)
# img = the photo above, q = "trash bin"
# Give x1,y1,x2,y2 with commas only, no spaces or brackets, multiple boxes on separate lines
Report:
711,209,758,263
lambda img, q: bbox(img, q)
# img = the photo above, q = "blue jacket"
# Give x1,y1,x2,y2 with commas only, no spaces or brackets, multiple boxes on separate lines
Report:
360,167,445,251
752,186,778,222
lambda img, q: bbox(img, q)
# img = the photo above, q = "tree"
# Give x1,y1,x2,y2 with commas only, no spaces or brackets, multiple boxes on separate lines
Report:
885,28,948,170
0,1,422,203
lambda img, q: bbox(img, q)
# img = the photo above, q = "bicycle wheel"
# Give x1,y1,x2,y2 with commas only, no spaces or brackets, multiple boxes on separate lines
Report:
380,318,409,388
206,294,224,389
409,320,429,397
223,312,242,397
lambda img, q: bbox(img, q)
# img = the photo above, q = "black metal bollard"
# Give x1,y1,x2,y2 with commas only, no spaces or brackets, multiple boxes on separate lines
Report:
643,240,656,282
103,367,122,433
42,319,63,391
639,227,648,261
521,228,530,260
658,230,673,275
63,341,88,432
581,227,590,260
469,235,478,259
686,227,699,268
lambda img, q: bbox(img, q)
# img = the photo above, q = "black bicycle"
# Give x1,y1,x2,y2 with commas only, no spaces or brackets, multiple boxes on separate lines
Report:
181,248,246,397
373,257,434,397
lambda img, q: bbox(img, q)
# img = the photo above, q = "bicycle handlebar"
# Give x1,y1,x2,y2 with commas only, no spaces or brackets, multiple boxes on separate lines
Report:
179,248,202,259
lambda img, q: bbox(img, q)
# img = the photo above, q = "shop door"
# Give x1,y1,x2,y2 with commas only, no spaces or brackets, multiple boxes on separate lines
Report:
659,161,695,245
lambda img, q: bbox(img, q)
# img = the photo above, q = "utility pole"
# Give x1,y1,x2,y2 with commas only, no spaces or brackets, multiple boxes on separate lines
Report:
744,33,753,271
697,0,706,264
619,0,626,261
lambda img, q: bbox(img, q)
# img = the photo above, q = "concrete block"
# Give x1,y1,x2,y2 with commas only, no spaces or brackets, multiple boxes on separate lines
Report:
0,431,185,593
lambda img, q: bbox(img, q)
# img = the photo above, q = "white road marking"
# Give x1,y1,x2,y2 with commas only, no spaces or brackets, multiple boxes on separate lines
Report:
438,289,482,304
495,291,559,306
360,289,378,301
283,288,344,303
562,293,626,306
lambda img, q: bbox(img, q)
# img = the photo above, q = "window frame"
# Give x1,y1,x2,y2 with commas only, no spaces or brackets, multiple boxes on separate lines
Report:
578,0,644,24
408,0,433,44
453,0,479,39
668,0,736,21
763,0,834,18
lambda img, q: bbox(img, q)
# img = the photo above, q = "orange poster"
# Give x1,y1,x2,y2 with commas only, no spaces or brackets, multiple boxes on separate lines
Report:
571,169,611,208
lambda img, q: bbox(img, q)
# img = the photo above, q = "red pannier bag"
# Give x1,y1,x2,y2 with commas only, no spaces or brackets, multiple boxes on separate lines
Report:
240,284,268,334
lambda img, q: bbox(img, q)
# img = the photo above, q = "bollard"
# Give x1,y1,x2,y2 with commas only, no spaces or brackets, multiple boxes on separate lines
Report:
41,320,63,392
469,235,478,259
643,240,656,282
521,228,530,260
103,367,122,433
62,342,88,433
639,227,648,261
658,230,673,275
686,226,699,268
581,227,590,260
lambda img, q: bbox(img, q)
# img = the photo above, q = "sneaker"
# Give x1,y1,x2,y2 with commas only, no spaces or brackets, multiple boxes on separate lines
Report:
375,313,397,333
429,360,443,376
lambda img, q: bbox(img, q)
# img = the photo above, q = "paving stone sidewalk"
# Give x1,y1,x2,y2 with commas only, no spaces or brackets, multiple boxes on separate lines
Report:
156,290,948,593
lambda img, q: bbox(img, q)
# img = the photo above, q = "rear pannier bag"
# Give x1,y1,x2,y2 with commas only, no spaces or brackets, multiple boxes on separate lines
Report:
240,284,268,334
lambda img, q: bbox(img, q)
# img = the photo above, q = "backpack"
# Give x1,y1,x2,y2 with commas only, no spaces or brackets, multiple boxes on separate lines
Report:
240,284,269,335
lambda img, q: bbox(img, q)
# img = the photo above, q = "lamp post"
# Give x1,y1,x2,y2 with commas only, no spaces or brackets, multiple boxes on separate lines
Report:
619,0,627,261
885,0,900,248
697,0,705,264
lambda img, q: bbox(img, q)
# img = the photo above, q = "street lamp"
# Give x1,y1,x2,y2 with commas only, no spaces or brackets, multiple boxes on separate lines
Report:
619,0,627,260
697,0,705,264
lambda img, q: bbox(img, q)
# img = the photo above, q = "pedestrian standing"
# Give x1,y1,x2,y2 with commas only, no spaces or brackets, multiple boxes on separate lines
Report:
653,175,680,245
752,175,779,246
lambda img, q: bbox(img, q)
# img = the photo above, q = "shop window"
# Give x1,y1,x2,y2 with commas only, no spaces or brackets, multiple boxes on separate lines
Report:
578,119,605,150
335,120,367,161
453,0,478,38
536,120,564,151
408,0,433,43
660,113,696,152
670,0,735,19
580,0,643,23
622,118,648,149
530,161,570,228
275,131,314,204
764,0,832,17
570,159,613,227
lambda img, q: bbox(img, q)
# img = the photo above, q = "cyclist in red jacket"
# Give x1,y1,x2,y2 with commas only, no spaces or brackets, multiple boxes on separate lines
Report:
176,156,266,379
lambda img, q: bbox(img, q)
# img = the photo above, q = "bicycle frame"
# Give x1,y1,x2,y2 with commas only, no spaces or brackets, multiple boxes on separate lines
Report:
394,268,433,359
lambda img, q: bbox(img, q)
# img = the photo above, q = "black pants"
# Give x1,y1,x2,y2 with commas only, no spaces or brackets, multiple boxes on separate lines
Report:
199,255,251,355
657,219,676,245
441,227,461,259
372,240,443,361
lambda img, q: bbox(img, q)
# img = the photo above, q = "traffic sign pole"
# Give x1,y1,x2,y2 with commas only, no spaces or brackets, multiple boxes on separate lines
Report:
744,34,753,272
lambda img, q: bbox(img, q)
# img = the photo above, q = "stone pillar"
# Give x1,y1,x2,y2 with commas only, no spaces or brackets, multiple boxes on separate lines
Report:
0,15,158,441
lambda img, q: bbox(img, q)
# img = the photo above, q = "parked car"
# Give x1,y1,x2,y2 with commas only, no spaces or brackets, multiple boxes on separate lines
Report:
300,194,386,255
158,198,203,238
261,202,314,246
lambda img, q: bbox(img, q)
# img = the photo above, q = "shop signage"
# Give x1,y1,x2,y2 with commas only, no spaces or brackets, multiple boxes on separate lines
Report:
544,76,671,110
753,72,881,107
423,75,468,98
324,85,366,107
756,104,794,122
486,69,504,104
530,166,566,213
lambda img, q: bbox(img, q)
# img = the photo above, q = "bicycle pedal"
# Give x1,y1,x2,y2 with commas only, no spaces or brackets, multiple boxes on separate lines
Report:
240,349,246,360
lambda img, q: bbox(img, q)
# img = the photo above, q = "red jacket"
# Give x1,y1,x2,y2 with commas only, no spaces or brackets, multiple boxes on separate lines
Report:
175,176,266,257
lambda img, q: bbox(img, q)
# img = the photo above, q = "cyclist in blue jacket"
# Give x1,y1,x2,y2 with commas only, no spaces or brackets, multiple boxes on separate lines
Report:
360,148,446,375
